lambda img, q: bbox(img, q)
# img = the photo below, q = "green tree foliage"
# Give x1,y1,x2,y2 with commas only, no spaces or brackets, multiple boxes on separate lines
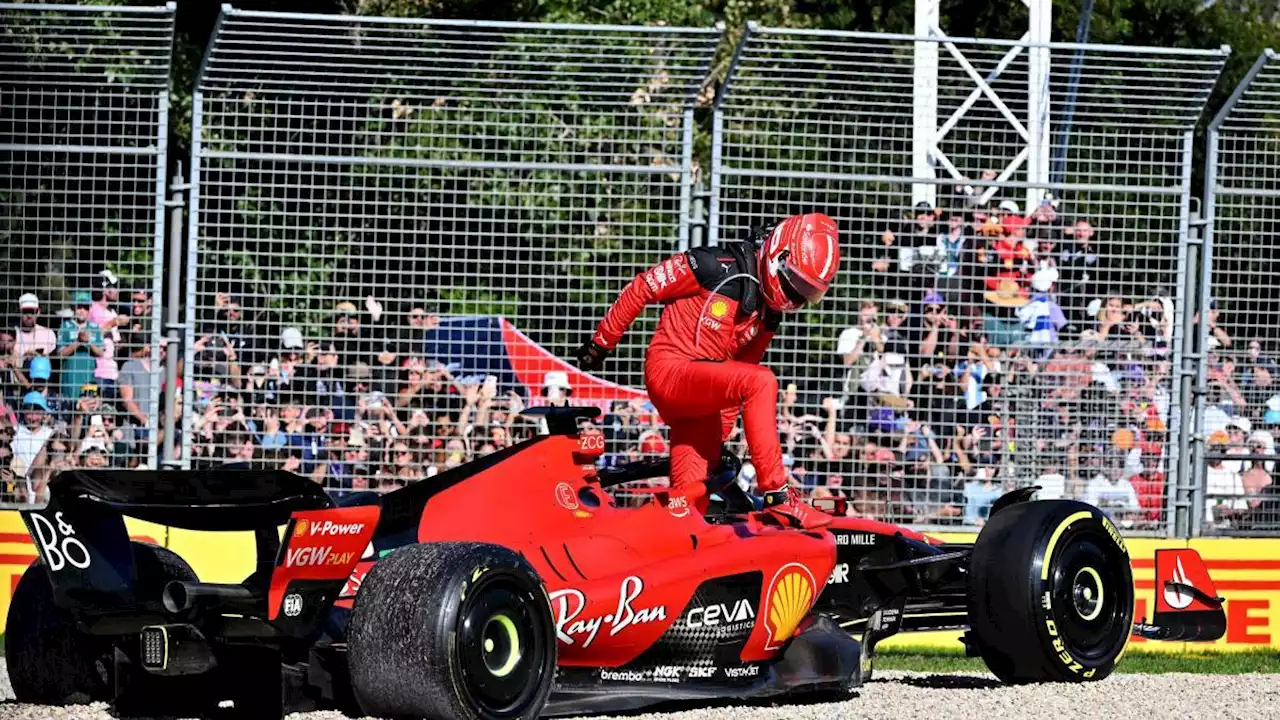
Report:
161,0,1274,382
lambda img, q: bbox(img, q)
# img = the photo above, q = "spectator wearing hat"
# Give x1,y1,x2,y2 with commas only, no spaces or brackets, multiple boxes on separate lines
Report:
918,291,960,362
1205,429,1248,529
14,293,57,363
996,200,1031,239
1017,267,1067,359
89,270,126,398
22,356,60,418
10,391,53,503
981,278,1029,348
332,296,385,369
540,371,572,409
79,435,111,469
56,292,104,404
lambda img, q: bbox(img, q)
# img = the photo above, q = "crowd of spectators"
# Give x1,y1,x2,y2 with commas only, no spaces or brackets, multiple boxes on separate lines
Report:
752,188,1278,533
2,270,159,503
4,191,1279,534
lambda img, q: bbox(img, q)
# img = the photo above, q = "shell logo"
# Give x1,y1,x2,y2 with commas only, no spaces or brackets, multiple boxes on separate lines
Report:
294,519,309,538
763,562,817,650
710,300,729,318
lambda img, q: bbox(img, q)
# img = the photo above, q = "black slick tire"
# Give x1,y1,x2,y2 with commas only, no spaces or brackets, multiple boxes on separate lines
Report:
347,542,556,720
5,541,197,705
968,500,1134,684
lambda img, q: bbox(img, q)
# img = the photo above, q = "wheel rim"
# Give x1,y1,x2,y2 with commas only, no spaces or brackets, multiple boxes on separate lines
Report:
458,575,547,716
1047,526,1131,664
481,613,523,678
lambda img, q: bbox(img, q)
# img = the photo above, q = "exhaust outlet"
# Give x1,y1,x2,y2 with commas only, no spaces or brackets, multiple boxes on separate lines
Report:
163,580,263,615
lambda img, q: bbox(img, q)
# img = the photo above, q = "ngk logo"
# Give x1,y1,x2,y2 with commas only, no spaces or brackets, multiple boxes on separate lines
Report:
307,520,365,537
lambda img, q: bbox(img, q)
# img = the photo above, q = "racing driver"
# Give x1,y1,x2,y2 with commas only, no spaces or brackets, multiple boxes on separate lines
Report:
574,213,840,529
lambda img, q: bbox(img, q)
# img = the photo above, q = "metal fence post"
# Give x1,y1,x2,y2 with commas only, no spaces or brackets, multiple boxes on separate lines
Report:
1173,204,1202,539
163,165,188,469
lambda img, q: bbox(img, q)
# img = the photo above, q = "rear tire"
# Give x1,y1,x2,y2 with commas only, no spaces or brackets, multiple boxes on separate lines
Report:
968,500,1133,684
5,542,197,705
347,542,556,720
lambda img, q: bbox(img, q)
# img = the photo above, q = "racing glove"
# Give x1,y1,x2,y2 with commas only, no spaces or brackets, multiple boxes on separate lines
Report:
574,338,611,372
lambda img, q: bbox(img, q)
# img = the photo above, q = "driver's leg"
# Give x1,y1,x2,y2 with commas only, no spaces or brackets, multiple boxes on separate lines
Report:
647,358,785,491
667,414,723,514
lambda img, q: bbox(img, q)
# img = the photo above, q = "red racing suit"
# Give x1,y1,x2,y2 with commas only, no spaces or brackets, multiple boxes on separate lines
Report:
589,239,788,499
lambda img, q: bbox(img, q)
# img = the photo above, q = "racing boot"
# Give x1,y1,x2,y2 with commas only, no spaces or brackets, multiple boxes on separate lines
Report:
762,486,832,529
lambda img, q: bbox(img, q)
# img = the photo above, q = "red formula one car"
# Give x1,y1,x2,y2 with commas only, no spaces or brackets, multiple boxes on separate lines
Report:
6,406,1226,720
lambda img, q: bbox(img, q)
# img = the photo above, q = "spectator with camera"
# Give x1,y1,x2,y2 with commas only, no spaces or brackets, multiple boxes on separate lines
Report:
57,291,104,405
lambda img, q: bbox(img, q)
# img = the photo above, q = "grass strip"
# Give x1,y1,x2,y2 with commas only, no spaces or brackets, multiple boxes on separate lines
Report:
874,646,1280,675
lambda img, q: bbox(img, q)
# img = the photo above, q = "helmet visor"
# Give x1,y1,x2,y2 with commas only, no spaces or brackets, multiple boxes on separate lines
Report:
779,262,830,306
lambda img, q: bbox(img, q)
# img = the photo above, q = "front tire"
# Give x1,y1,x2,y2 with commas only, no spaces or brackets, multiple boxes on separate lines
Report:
347,542,556,720
968,500,1133,684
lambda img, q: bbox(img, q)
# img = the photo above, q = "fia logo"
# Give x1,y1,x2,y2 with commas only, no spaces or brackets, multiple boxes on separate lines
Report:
282,593,304,618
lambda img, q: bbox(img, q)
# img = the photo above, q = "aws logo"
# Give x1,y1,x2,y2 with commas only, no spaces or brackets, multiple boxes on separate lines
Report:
710,300,729,319
763,563,816,650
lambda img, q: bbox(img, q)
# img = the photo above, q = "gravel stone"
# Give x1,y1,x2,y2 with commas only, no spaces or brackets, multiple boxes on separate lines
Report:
3,659,1278,720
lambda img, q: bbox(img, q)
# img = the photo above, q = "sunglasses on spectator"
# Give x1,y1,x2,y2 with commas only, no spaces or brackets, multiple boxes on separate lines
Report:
20,309,38,315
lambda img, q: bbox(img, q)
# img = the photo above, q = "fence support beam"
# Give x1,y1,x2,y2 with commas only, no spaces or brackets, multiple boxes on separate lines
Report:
912,0,939,208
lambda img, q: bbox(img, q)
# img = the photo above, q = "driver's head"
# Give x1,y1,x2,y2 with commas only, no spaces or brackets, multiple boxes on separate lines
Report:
758,213,840,314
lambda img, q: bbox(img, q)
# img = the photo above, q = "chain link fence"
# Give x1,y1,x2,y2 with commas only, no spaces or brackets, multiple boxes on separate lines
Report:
1200,49,1280,537
8,5,1262,537
0,2,175,507
711,25,1228,535
185,8,721,495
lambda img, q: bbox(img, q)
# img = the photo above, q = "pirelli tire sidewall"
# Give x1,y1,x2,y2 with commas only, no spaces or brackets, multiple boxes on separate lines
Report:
347,542,557,720
969,500,1134,684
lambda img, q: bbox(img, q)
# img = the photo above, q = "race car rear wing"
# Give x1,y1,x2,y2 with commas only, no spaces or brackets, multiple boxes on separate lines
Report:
19,468,377,639
35,467,335,531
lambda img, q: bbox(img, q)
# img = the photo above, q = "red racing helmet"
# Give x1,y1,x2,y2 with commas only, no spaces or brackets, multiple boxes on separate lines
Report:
758,213,840,313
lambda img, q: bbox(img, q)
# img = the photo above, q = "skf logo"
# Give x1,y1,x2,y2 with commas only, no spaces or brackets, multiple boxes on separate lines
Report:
763,563,816,650
710,300,728,318
293,519,309,538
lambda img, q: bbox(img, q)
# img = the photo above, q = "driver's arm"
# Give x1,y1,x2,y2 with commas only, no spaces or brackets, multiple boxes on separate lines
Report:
590,252,701,351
